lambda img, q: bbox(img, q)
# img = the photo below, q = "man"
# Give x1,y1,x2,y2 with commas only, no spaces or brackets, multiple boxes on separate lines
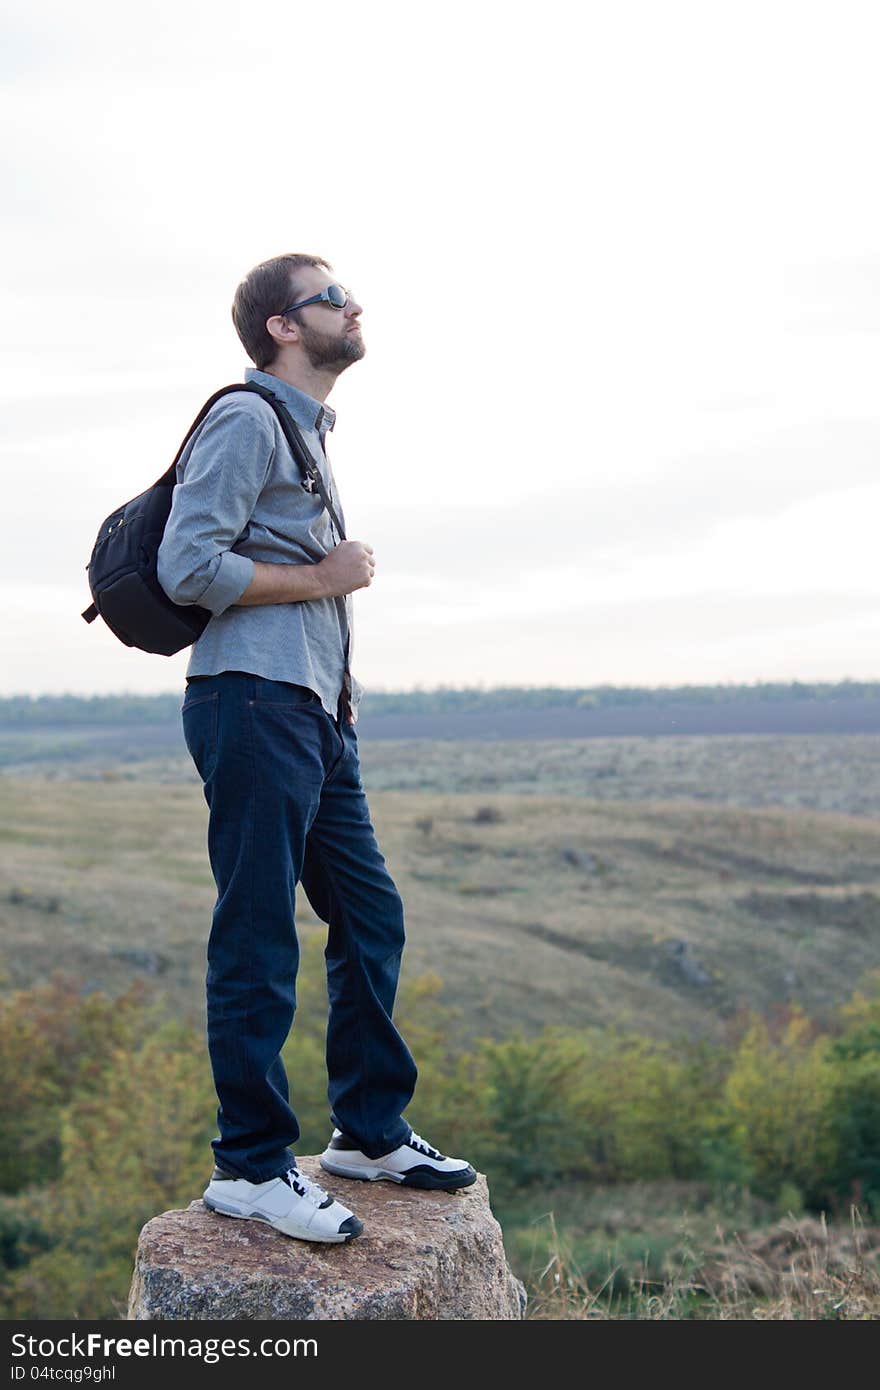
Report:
157,253,475,1244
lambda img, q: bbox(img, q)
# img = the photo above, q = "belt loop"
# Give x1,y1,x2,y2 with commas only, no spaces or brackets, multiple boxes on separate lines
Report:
246,672,257,703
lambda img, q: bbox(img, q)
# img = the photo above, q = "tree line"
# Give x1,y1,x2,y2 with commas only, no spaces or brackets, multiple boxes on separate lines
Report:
2,679,879,726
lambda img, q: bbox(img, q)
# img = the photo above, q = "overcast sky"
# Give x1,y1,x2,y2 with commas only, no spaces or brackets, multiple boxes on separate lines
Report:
4,0,880,697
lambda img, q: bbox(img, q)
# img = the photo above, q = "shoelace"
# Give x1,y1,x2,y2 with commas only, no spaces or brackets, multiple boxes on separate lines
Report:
407,1131,445,1161
283,1167,333,1208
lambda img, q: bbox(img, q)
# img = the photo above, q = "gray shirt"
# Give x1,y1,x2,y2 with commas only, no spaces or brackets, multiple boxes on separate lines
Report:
157,367,365,723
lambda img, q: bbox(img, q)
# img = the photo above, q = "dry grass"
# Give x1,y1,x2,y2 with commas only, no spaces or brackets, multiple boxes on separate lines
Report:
3,754,880,1041
7,728,880,818
527,1207,880,1319
356,730,880,821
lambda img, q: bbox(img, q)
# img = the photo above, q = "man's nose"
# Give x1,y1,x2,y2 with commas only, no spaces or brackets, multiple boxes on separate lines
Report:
346,297,363,319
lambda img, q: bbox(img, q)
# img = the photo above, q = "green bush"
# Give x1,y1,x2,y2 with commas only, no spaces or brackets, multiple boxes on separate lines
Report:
824,976,880,1215
720,1010,838,1201
0,976,155,1193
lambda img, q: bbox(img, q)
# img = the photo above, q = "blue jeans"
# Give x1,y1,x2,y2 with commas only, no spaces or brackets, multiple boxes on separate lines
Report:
181,670,417,1182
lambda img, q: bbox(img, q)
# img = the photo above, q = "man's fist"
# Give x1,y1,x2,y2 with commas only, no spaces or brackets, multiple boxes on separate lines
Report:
316,540,376,598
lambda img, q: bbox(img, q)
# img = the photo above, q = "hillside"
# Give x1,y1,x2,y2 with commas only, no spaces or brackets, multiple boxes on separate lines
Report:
2,731,880,1042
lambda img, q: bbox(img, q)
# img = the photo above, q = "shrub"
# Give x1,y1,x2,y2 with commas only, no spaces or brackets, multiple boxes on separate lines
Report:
720,1010,838,1202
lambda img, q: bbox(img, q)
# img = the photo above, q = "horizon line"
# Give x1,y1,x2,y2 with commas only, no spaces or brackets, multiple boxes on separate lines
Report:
4,676,880,702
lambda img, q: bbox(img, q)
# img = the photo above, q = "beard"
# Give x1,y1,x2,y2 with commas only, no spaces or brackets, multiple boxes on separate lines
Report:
298,320,366,374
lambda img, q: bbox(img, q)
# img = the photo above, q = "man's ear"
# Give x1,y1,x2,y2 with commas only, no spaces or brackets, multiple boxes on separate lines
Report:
266,314,299,350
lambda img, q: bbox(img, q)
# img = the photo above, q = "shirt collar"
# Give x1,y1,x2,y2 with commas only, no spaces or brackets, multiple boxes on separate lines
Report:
244,368,336,437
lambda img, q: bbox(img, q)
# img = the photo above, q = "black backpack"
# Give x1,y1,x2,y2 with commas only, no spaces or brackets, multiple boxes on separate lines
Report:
81,381,345,656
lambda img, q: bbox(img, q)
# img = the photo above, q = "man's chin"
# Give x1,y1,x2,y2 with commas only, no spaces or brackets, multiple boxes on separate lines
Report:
336,336,366,368
303,332,365,372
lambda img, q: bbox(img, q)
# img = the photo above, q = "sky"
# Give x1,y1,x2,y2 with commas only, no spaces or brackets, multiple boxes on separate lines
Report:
4,0,880,696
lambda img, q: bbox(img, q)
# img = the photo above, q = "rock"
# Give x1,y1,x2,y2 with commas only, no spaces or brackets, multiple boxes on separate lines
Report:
561,847,599,872
127,1157,526,1321
112,947,167,975
664,939,713,987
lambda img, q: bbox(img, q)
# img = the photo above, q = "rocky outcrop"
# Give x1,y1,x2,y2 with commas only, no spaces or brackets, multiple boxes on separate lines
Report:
128,1158,526,1320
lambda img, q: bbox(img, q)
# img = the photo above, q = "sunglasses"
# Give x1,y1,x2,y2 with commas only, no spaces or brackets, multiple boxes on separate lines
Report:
280,283,351,316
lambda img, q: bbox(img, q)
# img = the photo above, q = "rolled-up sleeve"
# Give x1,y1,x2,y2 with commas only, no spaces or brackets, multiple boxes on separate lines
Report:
157,399,274,616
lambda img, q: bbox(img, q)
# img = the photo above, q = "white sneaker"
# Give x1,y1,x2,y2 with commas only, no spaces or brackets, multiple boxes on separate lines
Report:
203,1164,363,1242
319,1129,477,1191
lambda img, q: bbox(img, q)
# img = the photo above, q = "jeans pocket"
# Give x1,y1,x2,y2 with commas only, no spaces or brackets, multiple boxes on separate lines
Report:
252,678,317,711
182,690,220,782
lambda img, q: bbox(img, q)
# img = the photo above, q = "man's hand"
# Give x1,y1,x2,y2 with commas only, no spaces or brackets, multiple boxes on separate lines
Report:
316,540,376,598
237,541,376,607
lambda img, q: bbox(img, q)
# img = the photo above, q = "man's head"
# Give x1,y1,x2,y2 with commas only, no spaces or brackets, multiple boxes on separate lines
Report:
232,253,365,378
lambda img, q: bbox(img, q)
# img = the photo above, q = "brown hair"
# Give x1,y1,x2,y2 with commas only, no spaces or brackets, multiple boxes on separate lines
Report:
231,253,331,369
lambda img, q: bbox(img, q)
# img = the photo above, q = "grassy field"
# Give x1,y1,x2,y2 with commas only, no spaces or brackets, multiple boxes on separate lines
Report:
505,1183,880,1319
6,726,880,816
3,727,880,1318
2,732,880,1043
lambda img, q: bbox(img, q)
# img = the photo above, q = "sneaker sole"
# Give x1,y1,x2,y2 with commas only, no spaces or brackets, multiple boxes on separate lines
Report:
203,1193,363,1243
319,1157,478,1192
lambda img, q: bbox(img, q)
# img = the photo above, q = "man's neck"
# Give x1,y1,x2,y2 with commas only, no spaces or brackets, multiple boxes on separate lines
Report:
260,360,336,405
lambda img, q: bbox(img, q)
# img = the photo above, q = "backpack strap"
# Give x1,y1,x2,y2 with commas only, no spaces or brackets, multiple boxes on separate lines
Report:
158,382,347,540
245,383,347,542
